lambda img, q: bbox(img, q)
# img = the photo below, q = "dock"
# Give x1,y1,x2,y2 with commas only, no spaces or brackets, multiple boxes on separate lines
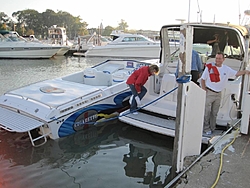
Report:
65,49,87,56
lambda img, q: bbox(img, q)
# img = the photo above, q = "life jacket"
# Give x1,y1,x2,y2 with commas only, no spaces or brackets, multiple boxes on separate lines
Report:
206,63,220,82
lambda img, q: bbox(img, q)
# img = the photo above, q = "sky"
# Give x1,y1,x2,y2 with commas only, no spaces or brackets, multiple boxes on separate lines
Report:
1,0,250,31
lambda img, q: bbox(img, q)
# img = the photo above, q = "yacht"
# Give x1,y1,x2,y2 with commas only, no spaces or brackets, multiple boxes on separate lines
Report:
46,26,72,56
84,32,169,59
118,23,250,171
0,32,61,59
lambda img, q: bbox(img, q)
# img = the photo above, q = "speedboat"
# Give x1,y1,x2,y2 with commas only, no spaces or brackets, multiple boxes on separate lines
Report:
118,23,250,171
0,59,157,146
84,31,173,59
0,32,61,59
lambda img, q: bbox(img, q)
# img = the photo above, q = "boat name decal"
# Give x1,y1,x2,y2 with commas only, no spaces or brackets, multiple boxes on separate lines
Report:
73,110,98,131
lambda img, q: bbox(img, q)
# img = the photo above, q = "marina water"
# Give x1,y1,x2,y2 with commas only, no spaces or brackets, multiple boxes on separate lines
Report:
0,56,174,188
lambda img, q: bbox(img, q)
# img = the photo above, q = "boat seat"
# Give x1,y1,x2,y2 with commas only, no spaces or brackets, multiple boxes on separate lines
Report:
61,72,84,83
97,63,124,74
83,68,97,85
83,67,112,86
112,69,130,85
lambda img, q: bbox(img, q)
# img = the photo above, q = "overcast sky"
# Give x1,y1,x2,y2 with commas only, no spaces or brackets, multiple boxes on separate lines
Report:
2,0,250,30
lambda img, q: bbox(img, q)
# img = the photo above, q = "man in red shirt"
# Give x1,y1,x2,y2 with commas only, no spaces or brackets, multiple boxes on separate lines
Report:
126,64,159,114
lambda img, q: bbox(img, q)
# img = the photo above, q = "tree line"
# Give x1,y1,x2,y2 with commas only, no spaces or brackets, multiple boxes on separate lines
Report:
0,9,130,39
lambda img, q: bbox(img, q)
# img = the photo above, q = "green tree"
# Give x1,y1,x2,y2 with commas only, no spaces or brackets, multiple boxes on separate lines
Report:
0,12,12,30
12,9,41,35
40,9,59,38
2,10,136,40
11,9,89,39
102,26,114,36
117,19,129,31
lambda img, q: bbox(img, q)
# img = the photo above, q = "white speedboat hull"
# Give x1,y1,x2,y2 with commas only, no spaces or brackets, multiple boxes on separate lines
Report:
0,59,155,146
84,32,168,59
0,42,61,59
85,44,161,59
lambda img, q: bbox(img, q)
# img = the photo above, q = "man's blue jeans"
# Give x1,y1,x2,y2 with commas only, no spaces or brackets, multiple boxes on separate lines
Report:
128,84,147,112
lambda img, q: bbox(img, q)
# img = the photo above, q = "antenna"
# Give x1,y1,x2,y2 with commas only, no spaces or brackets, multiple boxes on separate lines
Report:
200,10,202,24
197,0,201,23
238,0,241,25
188,0,191,23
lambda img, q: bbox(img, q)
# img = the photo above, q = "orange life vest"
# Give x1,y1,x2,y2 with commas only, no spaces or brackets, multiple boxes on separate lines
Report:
206,63,220,82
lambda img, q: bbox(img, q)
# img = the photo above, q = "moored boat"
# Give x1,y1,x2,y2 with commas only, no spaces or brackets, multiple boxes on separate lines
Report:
118,22,250,172
0,32,61,59
0,58,158,146
119,22,250,145
46,26,73,56
84,32,165,59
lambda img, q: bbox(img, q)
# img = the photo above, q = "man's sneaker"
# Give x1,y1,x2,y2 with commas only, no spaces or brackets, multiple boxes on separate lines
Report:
129,95,133,105
132,112,138,115
135,96,142,106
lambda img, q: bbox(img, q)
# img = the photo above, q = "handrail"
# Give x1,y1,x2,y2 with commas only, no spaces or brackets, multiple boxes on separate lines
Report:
5,89,103,110
72,86,179,126
55,89,102,109
5,92,53,109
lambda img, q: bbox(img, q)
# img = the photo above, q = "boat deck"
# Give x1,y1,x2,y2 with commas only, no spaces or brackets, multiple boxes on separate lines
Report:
0,106,51,146
0,106,44,132
3,79,106,108
119,110,224,144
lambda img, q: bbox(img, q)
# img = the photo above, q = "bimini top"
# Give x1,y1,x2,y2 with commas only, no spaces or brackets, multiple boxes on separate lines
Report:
160,22,249,48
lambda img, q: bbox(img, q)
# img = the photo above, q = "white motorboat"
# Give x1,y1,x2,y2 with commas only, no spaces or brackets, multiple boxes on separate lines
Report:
118,23,250,172
77,33,110,51
84,31,175,59
22,33,70,56
0,32,61,59
71,33,110,56
46,26,72,56
119,23,250,167
0,58,157,146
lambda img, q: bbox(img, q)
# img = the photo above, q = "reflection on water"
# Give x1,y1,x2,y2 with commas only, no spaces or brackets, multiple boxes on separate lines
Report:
0,120,174,188
0,56,175,188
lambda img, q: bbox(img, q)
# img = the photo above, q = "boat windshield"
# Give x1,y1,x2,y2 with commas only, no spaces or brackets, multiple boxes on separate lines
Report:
0,34,13,42
120,36,155,43
4,33,27,42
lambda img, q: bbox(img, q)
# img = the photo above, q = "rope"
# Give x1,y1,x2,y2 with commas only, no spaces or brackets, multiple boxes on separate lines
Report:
210,127,239,188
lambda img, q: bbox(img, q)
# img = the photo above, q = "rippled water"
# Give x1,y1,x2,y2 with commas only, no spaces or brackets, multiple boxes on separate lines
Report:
0,56,174,188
